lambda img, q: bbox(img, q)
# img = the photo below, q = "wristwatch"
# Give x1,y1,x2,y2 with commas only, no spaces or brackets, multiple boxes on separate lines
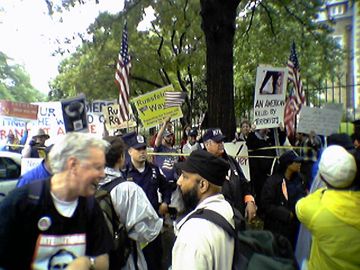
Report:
89,257,96,270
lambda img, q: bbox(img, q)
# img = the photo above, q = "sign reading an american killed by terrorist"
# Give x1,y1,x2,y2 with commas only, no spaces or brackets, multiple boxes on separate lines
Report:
132,85,183,129
253,66,288,129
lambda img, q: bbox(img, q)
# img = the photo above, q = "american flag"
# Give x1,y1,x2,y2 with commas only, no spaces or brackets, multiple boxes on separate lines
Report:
115,24,131,122
285,42,305,142
164,91,187,108
284,91,298,142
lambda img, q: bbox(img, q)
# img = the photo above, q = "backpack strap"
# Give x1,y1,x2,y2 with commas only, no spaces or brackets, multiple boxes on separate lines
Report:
186,208,237,238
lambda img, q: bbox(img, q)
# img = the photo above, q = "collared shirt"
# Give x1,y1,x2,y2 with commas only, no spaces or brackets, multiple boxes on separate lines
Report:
125,161,172,212
172,194,235,270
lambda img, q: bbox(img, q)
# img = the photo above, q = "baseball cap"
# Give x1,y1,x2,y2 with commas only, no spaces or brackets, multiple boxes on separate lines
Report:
188,128,198,137
175,150,230,186
319,145,357,188
279,151,303,168
202,128,226,143
162,130,174,138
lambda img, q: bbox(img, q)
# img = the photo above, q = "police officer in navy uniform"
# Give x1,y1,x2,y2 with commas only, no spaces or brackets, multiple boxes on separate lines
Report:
123,132,173,270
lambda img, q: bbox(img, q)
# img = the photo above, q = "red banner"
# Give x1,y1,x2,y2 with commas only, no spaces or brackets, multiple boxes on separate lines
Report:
0,100,38,120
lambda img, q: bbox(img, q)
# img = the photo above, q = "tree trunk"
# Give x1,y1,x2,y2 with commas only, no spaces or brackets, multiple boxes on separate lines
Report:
200,0,240,140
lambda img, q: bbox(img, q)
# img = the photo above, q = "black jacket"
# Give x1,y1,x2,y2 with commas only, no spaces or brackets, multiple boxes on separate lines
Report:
261,172,306,247
222,152,253,216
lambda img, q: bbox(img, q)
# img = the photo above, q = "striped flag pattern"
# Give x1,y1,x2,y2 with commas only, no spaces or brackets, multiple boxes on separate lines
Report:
285,42,306,142
164,91,187,108
115,24,131,123
284,91,298,141
287,42,305,113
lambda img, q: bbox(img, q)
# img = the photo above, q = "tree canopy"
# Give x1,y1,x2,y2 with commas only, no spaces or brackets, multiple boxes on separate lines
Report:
46,0,342,136
0,52,46,102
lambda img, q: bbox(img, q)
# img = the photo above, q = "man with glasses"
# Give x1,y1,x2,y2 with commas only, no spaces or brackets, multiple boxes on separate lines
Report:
0,132,113,270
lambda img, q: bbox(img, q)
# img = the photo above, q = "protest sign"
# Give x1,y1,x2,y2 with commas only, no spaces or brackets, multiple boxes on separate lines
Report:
61,94,88,133
86,100,116,137
0,102,66,146
224,141,250,181
102,104,137,131
132,85,183,129
253,66,287,129
297,104,343,136
0,100,38,120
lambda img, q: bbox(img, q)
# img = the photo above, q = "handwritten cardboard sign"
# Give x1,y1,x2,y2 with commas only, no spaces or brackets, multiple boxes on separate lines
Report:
297,104,343,136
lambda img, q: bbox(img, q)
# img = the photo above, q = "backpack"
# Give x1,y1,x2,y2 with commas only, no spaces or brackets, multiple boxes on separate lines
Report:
95,177,138,270
187,208,299,270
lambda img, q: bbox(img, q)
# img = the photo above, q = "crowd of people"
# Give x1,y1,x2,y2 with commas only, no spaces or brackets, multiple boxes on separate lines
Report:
0,117,359,270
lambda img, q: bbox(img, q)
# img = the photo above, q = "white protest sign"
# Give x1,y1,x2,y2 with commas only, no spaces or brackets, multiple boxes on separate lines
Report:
297,104,343,136
102,104,137,131
21,158,43,175
224,142,250,181
0,102,66,147
253,66,288,129
86,100,116,137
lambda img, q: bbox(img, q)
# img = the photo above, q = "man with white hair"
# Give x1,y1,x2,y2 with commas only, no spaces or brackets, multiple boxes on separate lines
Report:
0,132,113,270
296,145,360,270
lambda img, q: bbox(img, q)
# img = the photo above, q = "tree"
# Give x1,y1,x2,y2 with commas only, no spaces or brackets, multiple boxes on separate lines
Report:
0,52,45,102
45,0,343,138
199,0,240,137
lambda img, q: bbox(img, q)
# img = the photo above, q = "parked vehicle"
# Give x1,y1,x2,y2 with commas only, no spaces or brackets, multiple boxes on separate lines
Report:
0,151,21,202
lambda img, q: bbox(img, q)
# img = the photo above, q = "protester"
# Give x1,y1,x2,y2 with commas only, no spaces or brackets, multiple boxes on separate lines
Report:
172,150,234,270
101,136,163,270
298,131,322,188
181,128,198,158
202,128,257,222
22,128,50,158
351,119,360,147
124,132,173,270
16,145,53,188
246,125,286,213
261,150,307,248
153,117,178,184
0,132,26,153
296,145,359,270
233,119,251,142
295,132,356,267
0,132,112,270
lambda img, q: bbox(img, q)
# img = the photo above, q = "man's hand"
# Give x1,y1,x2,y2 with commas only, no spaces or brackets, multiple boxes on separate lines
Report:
245,201,257,223
159,202,169,216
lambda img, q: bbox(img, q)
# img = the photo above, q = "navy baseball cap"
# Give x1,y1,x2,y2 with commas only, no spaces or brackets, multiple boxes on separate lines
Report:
279,151,303,168
122,132,147,149
188,128,198,137
202,128,226,143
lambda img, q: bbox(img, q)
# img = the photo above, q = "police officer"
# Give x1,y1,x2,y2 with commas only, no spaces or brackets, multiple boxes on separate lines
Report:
123,132,173,270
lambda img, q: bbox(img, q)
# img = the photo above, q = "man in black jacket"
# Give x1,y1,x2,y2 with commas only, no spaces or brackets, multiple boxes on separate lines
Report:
202,128,257,222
